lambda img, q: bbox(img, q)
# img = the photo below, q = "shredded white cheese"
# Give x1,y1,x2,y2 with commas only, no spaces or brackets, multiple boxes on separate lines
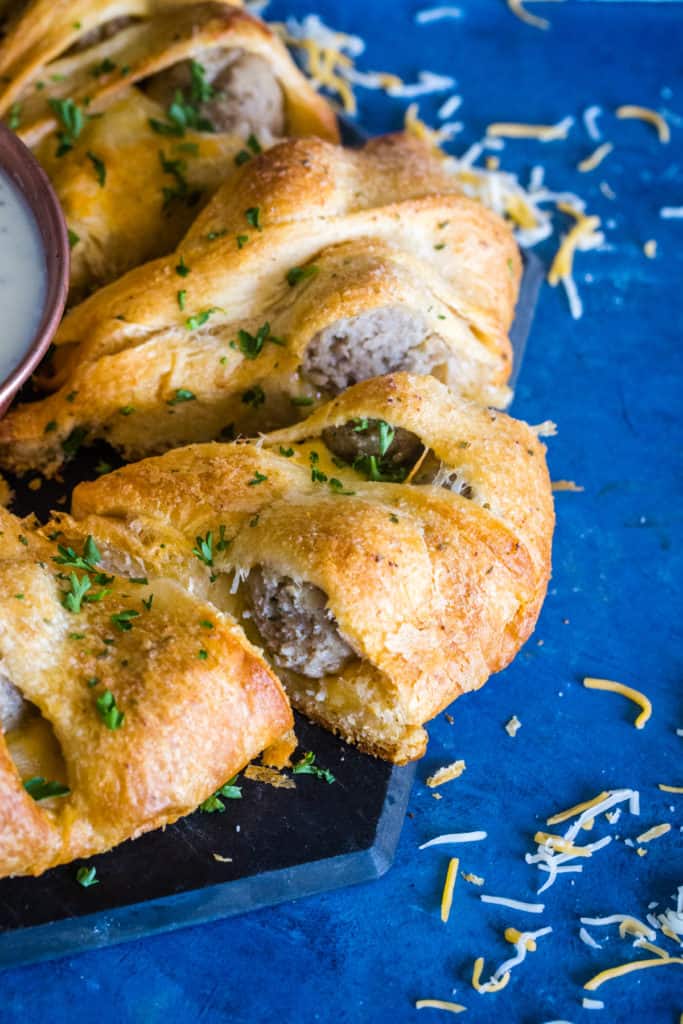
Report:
420,831,488,849
583,105,603,141
438,94,463,119
579,927,602,950
582,998,605,1010
505,715,522,736
480,895,545,913
415,6,464,23
661,207,683,219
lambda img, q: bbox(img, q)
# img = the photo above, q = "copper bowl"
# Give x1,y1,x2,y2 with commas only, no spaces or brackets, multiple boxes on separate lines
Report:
0,122,68,417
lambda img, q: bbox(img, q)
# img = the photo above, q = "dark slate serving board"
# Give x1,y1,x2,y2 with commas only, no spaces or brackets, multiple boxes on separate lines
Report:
0,118,544,970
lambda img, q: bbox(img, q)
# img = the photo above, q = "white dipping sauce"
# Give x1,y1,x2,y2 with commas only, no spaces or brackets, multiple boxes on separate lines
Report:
0,169,46,384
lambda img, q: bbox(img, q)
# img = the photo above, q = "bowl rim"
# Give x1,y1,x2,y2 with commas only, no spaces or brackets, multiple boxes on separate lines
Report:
0,121,69,411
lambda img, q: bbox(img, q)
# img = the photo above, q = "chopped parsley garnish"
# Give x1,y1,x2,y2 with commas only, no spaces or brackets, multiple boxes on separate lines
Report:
198,648,208,660
110,609,140,632
54,536,101,572
189,59,214,103
176,255,190,277
234,322,285,360
68,228,80,248
236,233,248,249
234,133,262,165
141,594,154,612
244,206,262,231
242,385,265,408
279,446,294,457
247,471,268,486
23,777,70,801
8,102,21,131
199,776,242,813
286,265,319,287
61,572,104,613
177,289,186,311
200,620,214,630
130,577,149,586
91,57,116,77
193,531,214,567
95,689,124,729
328,478,354,495
389,513,399,523
309,451,327,484
377,420,395,456
95,460,113,475
352,454,408,483
167,388,196,404
206,229,227,241
290,395,314,406
44,420,57,433
119,404,135,416
185,307,219,330
159,151,200,209
49,97,86,156
216,525,231,552
292,751,335,784
62,425,88,456
76,865,99,887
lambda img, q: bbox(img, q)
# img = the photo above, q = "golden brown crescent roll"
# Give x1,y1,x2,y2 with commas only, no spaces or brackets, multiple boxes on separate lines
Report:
0,507,292,878
0,2,338,298
0,134,521,477
66,373,553,763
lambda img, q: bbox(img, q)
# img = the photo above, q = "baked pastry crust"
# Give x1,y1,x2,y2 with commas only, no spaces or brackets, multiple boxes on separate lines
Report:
0,2,338,297
0,134,521,476
0,507,292,878
67,373,553,763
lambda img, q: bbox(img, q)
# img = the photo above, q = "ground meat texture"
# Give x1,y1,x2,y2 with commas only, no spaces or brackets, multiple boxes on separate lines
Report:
303,308,446,395
245,567,356,678
69,16,137,53
0,674,28,732
144,50,285,139
322,420,423,470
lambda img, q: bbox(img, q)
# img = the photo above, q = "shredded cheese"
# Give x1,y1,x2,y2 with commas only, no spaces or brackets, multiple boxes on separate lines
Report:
471,957,511,993
481,895,545,913
440,857,459,923
616,105,670,143
634,939,671,959
644,239,657,259
582,677,652,729
658,784,683,794
578,142,613,173
584,956,683,991
583,105,603,141
420,831,487,849
212,853,232,863
506,0,552,31
580,914,655,941
552,480,584,492
415,1000,467,1014
462,872,485,886
427,760,467,788
661,207,683,219
636,823,671,844
547,791,612,826
579,927,602,950
415,7,463,24
533,833,593,857
505,715,522,737
582,998,605,1010
547,209,601,286
487,117,573,141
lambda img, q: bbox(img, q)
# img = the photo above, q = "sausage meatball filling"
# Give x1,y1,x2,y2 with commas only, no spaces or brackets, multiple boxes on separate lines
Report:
245,567,355,678
0,674,28,733
303,308,449,396
144,49,285,140
322,418,474,497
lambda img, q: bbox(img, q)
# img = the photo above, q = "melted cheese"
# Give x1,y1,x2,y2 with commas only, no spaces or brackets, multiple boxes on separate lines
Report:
616,105,670,143
582,677,652,729
440,857,459,923
6,713,66,788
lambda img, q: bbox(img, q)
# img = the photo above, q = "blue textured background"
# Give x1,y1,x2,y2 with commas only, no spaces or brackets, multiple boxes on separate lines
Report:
2,1,682,1020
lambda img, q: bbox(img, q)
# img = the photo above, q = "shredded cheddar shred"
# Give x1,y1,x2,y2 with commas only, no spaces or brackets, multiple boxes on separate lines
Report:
616,105,670,143
416,1000,467,1014
506,0,550,31
584,956,683,991
440,858,460,923
578,142,614,173
582,677,652,729
472,957,511,993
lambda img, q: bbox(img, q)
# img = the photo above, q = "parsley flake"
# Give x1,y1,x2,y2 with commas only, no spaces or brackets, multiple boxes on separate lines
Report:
167,388,196,404
23,777,70,801
199,776,242,812
244,206,261,230
110,609,140,632
247,471,268,486
286,265,319,287
292,751,335,784
76,865,99,887
95,689,124,729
